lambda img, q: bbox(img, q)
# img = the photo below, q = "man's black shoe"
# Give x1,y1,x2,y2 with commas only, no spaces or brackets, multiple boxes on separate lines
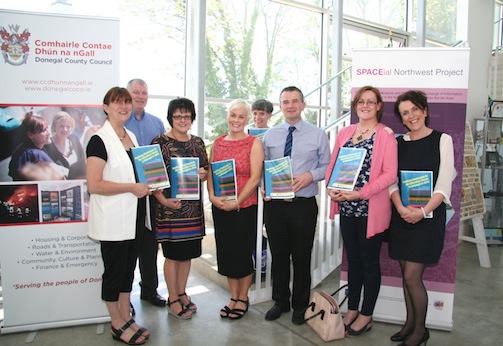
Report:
265,304,290,321
291,309,305,325
140,293,166,307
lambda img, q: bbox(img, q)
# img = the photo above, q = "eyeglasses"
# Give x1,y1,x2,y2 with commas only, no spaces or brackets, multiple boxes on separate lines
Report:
172,115,192,121
356,99,378,107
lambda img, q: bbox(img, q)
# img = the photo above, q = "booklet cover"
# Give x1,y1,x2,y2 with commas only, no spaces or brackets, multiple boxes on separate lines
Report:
247,127,268,140
211,159,237,201
327,147,367,191
400,170,433,218
131,144,170,190
170,157,200,200
264,156,295,199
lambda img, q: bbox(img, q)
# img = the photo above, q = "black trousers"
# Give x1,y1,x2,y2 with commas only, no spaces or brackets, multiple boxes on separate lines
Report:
135,225,159,296
134,197,159,296
264,197,318,310
101,239,137,301
340,215,384,316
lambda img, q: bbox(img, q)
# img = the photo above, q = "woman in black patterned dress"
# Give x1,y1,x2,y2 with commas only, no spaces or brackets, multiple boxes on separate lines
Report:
151,98,208,320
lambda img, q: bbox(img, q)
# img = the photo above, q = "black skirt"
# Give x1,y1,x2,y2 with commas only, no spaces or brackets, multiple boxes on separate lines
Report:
388,203,446,264
212,204,257,278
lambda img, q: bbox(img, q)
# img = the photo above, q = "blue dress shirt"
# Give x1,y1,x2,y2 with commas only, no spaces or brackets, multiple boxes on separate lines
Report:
125,111,165,146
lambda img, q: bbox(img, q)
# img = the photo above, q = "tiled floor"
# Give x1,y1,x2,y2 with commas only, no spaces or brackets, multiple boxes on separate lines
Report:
0,241,502,346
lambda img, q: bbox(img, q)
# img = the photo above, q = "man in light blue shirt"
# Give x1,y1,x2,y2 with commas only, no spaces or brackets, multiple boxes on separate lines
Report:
262,86,330,325
125,78,166,308
125,79,165,146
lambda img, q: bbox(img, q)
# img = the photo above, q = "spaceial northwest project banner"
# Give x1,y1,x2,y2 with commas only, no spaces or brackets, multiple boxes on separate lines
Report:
0,9,119,333
341,48,469,331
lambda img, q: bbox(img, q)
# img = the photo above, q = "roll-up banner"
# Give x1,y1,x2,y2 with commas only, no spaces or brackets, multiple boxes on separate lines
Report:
341,48,469,331
0,9,119,333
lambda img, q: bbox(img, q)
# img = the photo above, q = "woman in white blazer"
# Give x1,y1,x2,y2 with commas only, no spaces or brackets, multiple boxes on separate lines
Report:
86,87,151,345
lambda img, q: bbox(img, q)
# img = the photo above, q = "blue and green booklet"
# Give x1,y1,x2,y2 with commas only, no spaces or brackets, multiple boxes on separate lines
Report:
264,156,294,199
400,170,433,218
170,157,200,200
211,159,237,201
327,147,366,191
247,127,268,140
131,144,170,190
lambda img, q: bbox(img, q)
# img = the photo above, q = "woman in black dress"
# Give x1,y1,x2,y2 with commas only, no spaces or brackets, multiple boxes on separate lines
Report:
388,90,456,346
151,98,208,320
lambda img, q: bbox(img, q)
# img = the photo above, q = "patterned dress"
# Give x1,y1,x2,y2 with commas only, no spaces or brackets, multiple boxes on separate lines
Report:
151,134,208,260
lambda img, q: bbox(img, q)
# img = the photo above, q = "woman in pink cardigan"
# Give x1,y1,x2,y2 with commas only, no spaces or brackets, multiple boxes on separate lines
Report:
326,86,397,337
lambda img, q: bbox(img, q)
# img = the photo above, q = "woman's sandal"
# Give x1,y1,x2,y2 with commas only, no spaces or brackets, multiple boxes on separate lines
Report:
111,319,147,345
128,319,149,339
179,292,197,313
228,298,249,320
220,298,238,318
167,299,192,320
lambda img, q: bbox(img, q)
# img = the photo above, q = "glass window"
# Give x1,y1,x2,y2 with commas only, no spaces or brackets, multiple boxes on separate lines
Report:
494,2,503,49
343,27,403,57
118,1,186,92
204,0,324,139
343,0,406,30
343,0,459,47
423,0,458,46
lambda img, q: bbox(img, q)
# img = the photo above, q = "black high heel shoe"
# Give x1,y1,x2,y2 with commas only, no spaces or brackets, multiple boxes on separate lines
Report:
391,329,412,342
398,329,429,346
346,319,373,337
343,311,359,332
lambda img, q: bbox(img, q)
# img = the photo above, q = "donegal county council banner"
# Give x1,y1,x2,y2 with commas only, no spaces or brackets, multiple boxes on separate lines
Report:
0,9,119,334
340,48,469,331
0,9,118,105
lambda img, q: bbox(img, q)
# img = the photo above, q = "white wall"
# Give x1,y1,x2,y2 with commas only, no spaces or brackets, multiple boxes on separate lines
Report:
460,0,495,239
466,0,495,123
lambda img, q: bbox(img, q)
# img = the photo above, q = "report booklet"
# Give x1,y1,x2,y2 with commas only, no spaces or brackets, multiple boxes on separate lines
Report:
247,127,268,140
211,159,237,201
327,147,366,191
170,157,200,200
131,144,170,190
263,156,294,199
400,170,433,218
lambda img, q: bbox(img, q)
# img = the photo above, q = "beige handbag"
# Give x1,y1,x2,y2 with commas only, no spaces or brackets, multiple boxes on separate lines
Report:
304,285,348,342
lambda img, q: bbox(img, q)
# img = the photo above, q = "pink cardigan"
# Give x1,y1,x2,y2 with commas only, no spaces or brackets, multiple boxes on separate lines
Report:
325,123,398,238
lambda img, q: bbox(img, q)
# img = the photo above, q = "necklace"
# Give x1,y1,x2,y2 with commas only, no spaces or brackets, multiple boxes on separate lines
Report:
62,139,74,158
356,123,378,142
119,128,127,141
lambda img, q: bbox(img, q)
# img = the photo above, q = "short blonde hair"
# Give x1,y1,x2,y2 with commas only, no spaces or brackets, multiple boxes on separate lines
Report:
227,99,251,116
51,111,75,133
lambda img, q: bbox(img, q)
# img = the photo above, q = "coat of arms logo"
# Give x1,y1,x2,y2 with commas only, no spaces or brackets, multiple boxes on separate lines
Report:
1,24,30,66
